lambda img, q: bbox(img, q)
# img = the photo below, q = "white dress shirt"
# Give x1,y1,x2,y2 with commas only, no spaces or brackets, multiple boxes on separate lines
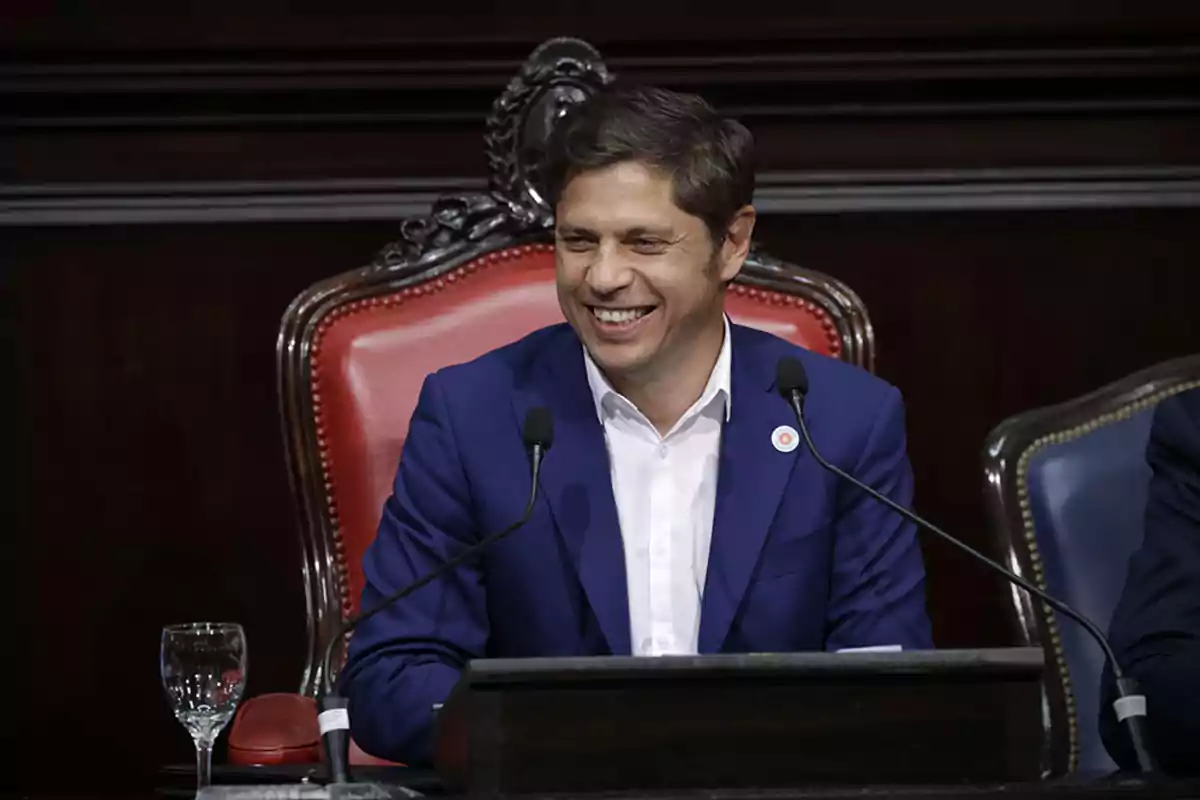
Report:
583,316,732,656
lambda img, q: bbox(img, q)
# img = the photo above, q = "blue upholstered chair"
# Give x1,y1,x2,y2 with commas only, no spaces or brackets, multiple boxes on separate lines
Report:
982,355,1200,777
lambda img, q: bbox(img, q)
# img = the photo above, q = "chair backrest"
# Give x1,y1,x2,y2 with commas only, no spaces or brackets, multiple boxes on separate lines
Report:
982,355,1200,777
276,37,876,696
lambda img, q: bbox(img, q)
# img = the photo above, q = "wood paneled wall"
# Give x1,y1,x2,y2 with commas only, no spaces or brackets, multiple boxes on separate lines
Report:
5,2,1199,788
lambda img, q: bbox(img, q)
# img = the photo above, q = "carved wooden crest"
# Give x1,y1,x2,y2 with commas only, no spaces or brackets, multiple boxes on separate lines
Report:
372,38,613,271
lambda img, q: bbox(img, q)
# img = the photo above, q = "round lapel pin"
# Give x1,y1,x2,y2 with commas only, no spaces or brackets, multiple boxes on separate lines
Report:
772,425,799,453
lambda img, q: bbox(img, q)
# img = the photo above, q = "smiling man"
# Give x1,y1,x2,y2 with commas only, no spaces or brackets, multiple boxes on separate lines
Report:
341,86,933,765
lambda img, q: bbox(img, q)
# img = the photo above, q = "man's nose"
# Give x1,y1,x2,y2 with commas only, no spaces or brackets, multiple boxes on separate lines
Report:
585,244,635,295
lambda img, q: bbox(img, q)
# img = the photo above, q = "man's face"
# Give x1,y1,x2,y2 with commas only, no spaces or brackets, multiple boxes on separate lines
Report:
554,160,752,384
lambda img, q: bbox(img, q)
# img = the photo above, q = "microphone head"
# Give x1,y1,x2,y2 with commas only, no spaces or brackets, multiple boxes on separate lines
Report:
775,356,810,399
522,406,555,451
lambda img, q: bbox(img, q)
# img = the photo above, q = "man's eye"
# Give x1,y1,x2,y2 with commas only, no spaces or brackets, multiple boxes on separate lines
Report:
559,236,594,252
632,239,667,253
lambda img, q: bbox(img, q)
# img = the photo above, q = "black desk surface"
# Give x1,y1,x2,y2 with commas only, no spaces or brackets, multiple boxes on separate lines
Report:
12,765,1199,800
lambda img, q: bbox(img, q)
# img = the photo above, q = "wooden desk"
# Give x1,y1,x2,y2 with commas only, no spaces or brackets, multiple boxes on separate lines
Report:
144,761,1200,799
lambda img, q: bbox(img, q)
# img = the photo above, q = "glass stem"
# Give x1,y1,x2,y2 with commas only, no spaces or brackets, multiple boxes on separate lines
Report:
196,740,213,790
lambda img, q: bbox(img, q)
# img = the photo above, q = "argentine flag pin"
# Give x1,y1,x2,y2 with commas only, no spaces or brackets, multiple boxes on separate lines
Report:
772,425,799,453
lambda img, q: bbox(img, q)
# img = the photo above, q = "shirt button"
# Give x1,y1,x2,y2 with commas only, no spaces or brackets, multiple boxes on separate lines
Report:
657,444,668,459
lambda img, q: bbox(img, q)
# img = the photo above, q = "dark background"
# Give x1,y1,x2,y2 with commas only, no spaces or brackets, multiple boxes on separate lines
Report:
5,1,1199,790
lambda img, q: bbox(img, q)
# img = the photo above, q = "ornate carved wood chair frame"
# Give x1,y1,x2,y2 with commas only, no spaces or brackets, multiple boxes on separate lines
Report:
276,37,876,699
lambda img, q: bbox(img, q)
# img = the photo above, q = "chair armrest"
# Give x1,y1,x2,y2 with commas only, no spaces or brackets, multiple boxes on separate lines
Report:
227,693,321,765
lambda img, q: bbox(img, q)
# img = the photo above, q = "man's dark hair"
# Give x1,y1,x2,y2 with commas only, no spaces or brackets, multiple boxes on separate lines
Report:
543,85,755,243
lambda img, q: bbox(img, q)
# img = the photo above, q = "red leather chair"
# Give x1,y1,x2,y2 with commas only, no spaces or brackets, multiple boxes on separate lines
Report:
227,37,876,767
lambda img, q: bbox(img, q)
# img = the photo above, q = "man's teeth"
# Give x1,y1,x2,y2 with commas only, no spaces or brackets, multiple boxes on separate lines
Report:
592,307,650,324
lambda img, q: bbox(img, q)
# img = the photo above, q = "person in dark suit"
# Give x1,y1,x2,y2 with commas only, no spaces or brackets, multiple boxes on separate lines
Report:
1100,386,1200,775
341,85,933,765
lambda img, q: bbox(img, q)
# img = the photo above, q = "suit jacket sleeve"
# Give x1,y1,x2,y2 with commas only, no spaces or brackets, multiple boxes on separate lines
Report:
824,386,934,651
1100,388,1200,775
341,372,488,765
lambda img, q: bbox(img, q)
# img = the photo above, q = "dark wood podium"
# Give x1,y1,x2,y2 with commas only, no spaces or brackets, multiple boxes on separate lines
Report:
433,648,1047,795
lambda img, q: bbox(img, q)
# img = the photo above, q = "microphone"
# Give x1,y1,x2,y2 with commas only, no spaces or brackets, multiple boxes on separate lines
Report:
774,356,1157,774
317,406,555,784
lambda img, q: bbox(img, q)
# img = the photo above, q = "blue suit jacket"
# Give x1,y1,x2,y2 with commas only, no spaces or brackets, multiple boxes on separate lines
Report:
342,323,932,764
1100,387,1200,776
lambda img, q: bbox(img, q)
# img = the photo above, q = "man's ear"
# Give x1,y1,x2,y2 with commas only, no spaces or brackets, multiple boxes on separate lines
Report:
718,205,757,283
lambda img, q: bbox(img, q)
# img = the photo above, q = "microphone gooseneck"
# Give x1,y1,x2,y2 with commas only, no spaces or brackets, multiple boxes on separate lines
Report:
774,356,1156,774
317,406,554,783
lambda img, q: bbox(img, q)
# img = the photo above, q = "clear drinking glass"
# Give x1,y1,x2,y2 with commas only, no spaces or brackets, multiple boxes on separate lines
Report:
160,622,247,790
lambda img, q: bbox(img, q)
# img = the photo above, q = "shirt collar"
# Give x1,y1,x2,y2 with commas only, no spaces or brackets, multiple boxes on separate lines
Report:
583,314,733,425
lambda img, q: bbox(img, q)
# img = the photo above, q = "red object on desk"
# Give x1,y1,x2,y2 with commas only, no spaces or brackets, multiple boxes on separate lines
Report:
227,693,398,766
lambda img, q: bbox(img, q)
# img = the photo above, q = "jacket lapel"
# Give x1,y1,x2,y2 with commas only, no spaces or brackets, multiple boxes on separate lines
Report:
699,327,802,652
512,328,631,655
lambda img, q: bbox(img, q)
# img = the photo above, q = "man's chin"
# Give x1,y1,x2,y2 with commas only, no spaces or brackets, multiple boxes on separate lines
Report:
585,341,652,379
